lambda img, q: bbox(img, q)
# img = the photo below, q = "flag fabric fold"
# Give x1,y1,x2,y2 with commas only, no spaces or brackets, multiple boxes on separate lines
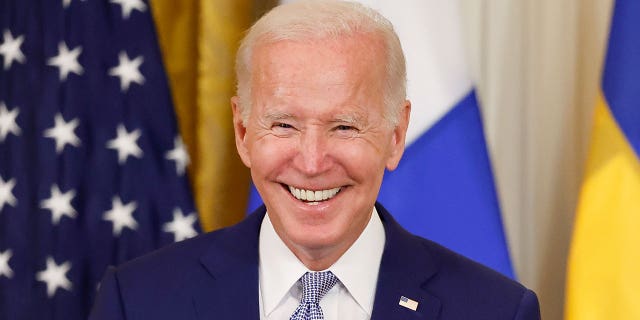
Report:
565,0,640,318
0,0,198,319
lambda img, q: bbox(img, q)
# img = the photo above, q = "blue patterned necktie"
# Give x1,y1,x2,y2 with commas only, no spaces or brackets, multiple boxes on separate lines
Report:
290,271,338,320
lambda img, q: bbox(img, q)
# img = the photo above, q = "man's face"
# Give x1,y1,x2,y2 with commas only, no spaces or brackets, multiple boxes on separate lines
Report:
232,34,410,263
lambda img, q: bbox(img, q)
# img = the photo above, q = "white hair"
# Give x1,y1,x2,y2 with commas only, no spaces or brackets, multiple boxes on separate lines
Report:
235,0,407,125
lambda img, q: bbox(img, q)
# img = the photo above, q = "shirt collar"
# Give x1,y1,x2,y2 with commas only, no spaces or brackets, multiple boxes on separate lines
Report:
259,213,308,316
259,207,386,317
330,206,385,314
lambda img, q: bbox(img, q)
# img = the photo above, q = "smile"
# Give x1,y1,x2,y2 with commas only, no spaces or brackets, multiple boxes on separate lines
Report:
287,185,341,202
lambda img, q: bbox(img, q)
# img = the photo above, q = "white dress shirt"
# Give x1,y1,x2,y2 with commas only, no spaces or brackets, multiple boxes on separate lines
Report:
258,207,386,320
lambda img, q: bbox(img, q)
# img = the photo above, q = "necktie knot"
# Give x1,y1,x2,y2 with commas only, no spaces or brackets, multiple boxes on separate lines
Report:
290,271,338,320
300,271,338,304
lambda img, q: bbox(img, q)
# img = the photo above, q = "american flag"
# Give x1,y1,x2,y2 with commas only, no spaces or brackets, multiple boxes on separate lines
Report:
0,0,199,318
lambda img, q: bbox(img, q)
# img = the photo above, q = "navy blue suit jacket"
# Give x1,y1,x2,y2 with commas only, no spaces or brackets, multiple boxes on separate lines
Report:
89,204,540,319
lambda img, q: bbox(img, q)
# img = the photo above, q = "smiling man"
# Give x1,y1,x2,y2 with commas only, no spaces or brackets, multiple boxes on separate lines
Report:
90,1,540,319
234,28,407,274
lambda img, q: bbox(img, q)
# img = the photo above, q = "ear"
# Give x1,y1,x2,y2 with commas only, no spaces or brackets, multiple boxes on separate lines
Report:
385,100,411,171
231,96,252,168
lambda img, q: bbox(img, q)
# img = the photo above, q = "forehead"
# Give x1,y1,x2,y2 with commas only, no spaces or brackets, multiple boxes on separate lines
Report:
250,34,387,112
252,33,386,85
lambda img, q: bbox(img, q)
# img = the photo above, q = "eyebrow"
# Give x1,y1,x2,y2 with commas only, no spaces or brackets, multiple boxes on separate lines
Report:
262,111,295,122
261,110,368,125
331,113,367,125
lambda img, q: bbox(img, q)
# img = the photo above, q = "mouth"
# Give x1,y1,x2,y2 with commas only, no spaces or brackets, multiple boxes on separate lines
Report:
285,184,342,205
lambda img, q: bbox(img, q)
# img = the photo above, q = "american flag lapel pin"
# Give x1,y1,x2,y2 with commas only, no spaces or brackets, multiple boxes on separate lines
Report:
399,295,419,311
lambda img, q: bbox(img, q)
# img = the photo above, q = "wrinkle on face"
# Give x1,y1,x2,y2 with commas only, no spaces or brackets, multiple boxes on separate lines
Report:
233,33,408,270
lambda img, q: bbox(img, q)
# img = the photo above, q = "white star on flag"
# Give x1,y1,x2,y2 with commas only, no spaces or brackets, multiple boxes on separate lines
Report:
165,136,190,176
0,249,13,279
47,42,84,81
63,0,85,8
40,184,77,225
0,102,21,142
0,175,17,212
36,257,72,297
0,0,199,316
108,51,145,92
163,208,198,242
110,0,147,19
0,29,26,70
103,196,138,236
106,124,143,164
44,113,81,153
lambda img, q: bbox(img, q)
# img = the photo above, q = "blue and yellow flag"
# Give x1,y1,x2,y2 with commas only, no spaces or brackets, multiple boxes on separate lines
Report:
565,0,640,318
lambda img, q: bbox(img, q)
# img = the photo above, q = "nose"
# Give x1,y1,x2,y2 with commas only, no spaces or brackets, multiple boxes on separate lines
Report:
295,130,330,176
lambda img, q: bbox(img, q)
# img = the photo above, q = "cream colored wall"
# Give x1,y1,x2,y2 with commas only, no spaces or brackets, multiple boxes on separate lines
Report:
460,1,613,319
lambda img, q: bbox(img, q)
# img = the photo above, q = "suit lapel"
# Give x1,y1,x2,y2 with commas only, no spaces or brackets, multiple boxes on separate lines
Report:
191,207,266,320
371,204,442,320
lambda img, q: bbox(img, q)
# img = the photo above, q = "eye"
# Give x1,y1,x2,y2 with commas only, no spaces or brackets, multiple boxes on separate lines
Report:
333,124,360,138
271,122,296,136
335,124,360,132
336,125,354,131
275,123,293,129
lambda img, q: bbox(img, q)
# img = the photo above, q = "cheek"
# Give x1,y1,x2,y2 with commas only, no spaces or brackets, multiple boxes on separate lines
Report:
248,135,296,176
332,140,388,180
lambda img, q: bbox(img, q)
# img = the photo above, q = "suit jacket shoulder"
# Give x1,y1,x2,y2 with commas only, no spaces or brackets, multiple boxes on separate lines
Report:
89,209,265,320
372,203,540,320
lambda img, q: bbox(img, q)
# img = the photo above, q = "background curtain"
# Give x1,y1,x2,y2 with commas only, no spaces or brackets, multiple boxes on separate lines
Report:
462,1,614,319
151,0,275,231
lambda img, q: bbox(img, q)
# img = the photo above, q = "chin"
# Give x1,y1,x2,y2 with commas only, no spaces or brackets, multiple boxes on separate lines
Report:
294,236,339,252
288,223,340,249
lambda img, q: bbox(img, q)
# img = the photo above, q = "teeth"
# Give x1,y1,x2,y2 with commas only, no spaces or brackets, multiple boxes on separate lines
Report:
288,185,341,202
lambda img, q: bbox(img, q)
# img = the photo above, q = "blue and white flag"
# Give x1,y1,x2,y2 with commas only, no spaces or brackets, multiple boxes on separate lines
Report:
365,0,514,277
0,0,198,318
